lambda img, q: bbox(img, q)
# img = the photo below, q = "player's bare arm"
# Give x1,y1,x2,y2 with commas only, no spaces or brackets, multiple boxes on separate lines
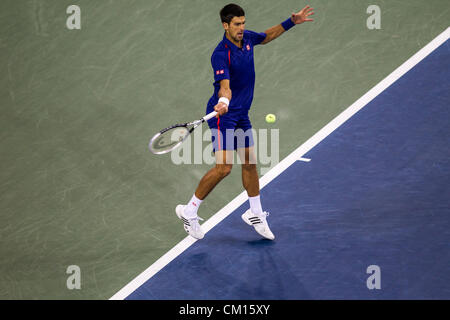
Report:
261,5,315,45
214,79,231,118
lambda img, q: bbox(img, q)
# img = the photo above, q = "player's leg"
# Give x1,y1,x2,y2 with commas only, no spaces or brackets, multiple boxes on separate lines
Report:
238,147,274,240
238,146,262,214
186,124,235,213
236,119,275,240
235,119,260,205
238,146,259,197
176,118,235,239
194,149,234,201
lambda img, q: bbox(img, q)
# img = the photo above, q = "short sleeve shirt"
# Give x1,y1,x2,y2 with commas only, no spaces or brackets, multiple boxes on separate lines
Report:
207,30,266,113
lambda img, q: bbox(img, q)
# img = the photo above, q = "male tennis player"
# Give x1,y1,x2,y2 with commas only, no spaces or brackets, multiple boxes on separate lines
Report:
176,3,314,240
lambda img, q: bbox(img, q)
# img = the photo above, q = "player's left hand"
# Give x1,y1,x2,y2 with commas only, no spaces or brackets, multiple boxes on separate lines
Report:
291,5,314,24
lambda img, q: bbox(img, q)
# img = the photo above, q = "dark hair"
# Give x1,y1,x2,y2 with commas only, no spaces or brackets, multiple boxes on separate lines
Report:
220,3,245,24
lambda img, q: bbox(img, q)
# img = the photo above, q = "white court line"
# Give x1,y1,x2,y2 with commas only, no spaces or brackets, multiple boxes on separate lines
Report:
298,158,311,162
110,27,449,300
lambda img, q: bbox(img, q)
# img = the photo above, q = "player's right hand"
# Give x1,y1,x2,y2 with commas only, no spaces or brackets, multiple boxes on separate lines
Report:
214,102,228,118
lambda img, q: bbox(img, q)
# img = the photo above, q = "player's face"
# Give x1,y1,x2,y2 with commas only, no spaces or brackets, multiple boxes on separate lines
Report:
224,16,245,42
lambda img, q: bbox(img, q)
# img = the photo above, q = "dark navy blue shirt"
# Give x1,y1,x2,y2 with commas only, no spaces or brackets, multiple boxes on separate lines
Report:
207,30,266,113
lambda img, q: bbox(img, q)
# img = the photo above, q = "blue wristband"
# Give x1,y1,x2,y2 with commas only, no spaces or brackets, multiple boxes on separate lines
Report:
281,17,295,31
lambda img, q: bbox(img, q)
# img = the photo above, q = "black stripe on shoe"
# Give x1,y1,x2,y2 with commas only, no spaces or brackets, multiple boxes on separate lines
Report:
181,217,190,226
249,217,262,223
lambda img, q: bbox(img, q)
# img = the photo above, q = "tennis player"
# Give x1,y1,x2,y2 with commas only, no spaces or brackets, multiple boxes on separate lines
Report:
176,3,314,239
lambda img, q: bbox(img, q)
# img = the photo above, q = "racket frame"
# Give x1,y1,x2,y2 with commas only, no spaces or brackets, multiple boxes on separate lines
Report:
149,111,217,154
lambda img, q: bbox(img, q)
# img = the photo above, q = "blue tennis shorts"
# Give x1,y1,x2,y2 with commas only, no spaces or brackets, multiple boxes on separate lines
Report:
206,109,254,152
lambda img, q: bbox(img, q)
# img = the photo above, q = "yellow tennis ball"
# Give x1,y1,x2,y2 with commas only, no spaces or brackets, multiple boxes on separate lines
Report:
265,113,276,123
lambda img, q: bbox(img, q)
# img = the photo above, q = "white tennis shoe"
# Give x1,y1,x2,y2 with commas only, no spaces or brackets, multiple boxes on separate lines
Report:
241,209,275,240
176,205,204,239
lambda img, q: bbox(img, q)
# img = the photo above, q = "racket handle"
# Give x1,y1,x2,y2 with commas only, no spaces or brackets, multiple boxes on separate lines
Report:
202,111,218,122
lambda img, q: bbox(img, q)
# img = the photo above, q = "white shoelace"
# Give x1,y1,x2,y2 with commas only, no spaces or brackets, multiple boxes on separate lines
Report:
257,212,269,221
188,216,204,230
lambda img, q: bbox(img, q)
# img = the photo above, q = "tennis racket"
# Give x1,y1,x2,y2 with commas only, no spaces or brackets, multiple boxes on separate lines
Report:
149,111,218,154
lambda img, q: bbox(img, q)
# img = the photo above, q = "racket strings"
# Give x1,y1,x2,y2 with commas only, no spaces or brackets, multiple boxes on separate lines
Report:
150,126,190,154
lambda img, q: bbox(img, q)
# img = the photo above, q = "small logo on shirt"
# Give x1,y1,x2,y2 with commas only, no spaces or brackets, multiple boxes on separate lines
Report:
192,202,197,207
216,69,225,75
246,44,251,51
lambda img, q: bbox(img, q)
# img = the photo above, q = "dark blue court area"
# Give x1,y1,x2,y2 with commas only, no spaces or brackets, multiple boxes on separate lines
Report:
127,40,449,299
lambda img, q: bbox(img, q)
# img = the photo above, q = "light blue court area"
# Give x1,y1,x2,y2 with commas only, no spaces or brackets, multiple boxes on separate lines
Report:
125,40,450,300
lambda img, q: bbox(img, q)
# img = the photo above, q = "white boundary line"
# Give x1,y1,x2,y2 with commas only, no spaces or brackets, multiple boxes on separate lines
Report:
110,27,449,300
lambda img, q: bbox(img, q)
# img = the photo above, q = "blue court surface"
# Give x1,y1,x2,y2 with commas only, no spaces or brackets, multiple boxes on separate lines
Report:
126,40,449,300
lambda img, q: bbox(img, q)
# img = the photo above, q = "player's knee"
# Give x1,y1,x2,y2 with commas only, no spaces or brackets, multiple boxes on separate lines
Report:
242,163,256,172
216,164,232,178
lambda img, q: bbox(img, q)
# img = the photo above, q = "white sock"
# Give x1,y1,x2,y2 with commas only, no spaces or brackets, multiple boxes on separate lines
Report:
184,194,203,218
248,195,263,215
